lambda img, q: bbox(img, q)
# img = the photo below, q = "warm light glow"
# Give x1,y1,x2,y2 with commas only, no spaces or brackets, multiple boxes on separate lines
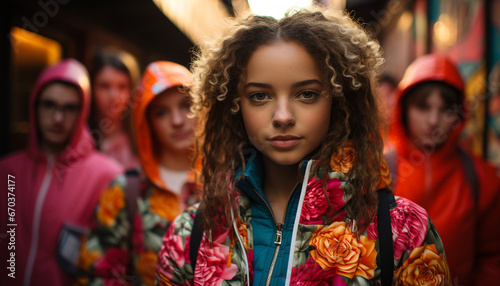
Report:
397,11,413,32
10,26,61,66
247,0,313,19
153,0,245,44
433,14,457,49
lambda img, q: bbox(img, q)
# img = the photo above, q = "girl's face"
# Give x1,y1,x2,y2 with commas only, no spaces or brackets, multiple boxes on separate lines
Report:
407,89,459,149
240,41,332,166
93,66,131,120
148,87,194,153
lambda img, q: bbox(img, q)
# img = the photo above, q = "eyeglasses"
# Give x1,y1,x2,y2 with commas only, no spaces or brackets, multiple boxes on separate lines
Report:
38,100,80,117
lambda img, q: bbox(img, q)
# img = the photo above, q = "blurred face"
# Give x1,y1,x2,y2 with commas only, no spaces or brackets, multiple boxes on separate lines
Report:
37,82,81,154
148,87,194,153
93,66,131,120
407,90,459,149
378,81,397,121
240,41,332,166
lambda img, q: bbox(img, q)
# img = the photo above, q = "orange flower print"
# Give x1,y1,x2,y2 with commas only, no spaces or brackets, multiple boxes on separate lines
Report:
150,189,180,221
73,276,89,286
395,243,451,286
97,184,125,227
77,241,100,271
135,250,158,286
376,157,392,190
330,142,355,174
309,221,377,279
236,217,249,249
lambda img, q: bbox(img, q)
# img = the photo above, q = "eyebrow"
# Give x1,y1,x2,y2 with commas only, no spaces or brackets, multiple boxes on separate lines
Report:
39,99,80,106
244,79,322,89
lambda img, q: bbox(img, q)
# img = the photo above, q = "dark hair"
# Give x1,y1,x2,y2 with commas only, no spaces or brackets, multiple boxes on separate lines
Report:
90,53,131,83
401,81,463,132
88,52,133,148
191,8,385,234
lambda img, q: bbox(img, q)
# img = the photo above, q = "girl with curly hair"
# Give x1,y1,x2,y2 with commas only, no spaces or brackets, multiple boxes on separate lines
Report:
156,8,450,286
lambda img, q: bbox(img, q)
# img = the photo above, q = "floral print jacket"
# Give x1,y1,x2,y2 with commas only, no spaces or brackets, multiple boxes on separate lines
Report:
76,168,199,286
156,149,451,285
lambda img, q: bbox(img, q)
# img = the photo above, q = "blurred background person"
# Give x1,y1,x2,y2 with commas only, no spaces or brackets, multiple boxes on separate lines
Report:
387,53,500,285
378,73,398,124
77,61,200,286
377,73,398,151
89,51,140,170
0,59,124,286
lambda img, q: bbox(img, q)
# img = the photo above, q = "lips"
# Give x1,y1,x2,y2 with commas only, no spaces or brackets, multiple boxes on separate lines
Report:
268,135,302,149
48,128,66,134
172,130,193,140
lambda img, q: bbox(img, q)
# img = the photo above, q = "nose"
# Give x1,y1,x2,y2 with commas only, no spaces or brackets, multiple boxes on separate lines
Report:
171,108,185,127
272,98,295,128
428,109,440,126
53,109,65,122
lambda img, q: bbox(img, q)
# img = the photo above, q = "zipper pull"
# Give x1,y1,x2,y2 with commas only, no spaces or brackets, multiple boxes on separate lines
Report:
227,234,236,267
275,223,284,245
227,247,233,267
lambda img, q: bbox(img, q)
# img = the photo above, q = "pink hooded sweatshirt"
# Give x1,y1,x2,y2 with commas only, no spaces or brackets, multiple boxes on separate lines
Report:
0,59,123,286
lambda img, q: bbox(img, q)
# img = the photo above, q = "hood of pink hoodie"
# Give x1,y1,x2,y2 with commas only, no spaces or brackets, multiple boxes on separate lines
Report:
28,58,94,164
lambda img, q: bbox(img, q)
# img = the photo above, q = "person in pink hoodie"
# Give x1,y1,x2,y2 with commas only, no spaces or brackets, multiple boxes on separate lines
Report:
0,58,124,286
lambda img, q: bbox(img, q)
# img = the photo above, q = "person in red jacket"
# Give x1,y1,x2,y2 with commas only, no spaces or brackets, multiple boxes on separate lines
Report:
388,53,500,285
0,59,124,286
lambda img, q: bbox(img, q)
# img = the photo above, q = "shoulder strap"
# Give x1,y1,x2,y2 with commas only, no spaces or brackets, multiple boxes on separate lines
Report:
190,210,203,269
458,147,479,205
377,189,395,286
123,169,141,284
125,169,141,222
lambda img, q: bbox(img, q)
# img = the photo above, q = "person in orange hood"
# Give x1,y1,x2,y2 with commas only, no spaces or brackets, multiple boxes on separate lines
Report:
387,53,500,285
76,61,200,286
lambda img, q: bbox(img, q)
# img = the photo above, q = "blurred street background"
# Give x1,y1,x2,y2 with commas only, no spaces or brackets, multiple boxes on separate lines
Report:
2,0,500,167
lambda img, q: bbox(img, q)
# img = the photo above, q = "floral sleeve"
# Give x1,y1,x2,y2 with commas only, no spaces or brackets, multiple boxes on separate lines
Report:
155,206,198,286
75,174,131,285
392,197,451,285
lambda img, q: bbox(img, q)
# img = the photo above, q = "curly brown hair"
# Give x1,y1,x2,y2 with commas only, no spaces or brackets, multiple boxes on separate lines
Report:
190,7,385,234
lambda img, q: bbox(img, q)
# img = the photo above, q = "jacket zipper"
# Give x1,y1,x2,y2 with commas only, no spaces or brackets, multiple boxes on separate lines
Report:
265,223,284,286
253,181,299,286
24,156,54,286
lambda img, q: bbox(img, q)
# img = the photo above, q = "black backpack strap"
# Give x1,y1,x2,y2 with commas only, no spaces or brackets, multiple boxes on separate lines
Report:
124,169,141,283
190,210,203,269
125,169,141,219
377,189,395,285
458,147,479,206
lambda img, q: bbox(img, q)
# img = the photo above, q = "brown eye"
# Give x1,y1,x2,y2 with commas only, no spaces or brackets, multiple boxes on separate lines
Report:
297,90,319,102
249,93,270,102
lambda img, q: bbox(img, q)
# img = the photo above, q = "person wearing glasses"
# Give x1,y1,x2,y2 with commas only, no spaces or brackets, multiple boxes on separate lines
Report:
0,58,125,286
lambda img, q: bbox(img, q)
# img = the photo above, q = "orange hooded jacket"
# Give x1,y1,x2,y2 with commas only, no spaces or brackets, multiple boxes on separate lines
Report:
133,61,200,218
389,54,500,285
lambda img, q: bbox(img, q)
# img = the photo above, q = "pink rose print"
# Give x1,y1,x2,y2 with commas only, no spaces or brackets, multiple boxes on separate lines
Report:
93,248,128,285
300,177,345,225
291,257,347,285
391,197,428,260
194,230,238,286
157,225,186,280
